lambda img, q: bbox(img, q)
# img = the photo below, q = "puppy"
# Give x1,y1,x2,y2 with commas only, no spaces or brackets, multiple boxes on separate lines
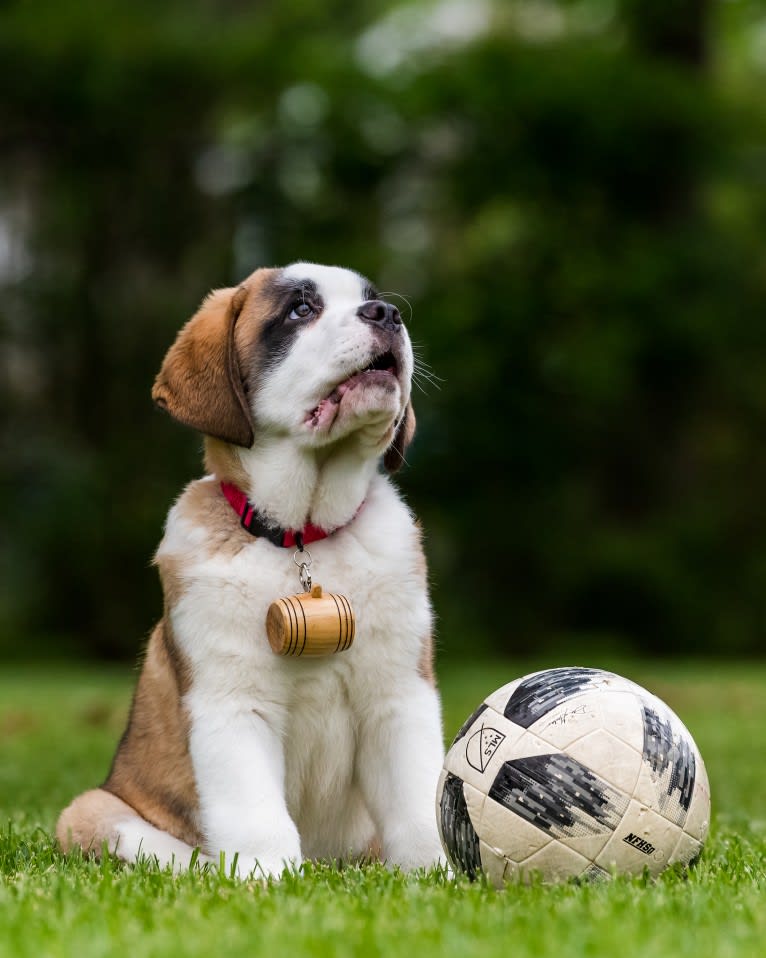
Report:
57,263,446,877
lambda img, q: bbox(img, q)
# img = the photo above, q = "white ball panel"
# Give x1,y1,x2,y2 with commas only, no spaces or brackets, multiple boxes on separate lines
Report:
503,729,561,762
462,780,487,835
478,793,552,863
632,761,670,817
596,799,682,877
632,750,699,828
518,839,591,882
562,831,613,863
565,728,642,795
527,693,603,750
593,690,647,753
443,707,526,791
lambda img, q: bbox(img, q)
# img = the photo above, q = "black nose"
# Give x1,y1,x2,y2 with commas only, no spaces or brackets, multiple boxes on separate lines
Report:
356,300,402,331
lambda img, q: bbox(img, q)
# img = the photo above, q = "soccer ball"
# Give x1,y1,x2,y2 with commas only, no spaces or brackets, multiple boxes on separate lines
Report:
436,667,710,885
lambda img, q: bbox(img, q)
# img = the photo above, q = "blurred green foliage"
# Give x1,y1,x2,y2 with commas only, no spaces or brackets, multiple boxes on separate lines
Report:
2,0,766,660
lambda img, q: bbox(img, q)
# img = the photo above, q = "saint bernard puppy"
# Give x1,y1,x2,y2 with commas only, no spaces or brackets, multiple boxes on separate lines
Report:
56,263,446,878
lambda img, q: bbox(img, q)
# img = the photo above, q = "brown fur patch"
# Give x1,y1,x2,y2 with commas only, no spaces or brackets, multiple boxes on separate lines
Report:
102,623,202,848
160,616,194,697
417,631,436,686
157,553,189,610
56,787,139,854
364,834,383,862
203,438,250,490
152,286,253,446
230,267,283,383
165,476,253,562
410,520,437,686
384,402,416,473
152,267,287,449
412,519,428,587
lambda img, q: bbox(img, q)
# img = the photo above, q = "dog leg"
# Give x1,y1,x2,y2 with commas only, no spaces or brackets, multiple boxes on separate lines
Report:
356,676,447,871
56,788,209,871
186,696,303,879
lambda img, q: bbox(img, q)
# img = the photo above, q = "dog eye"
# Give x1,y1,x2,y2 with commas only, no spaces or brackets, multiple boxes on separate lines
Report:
288,302,315,322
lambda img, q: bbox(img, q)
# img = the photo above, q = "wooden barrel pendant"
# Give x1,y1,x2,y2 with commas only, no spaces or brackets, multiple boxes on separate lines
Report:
266,584,355,657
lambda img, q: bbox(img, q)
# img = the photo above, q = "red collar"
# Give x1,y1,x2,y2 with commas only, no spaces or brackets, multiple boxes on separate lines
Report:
221,481,351,549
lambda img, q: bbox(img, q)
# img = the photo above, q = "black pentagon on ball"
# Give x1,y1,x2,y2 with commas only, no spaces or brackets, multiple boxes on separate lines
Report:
640,702,696,825
488,752,629,839
438,773,483,879
504,667,604,729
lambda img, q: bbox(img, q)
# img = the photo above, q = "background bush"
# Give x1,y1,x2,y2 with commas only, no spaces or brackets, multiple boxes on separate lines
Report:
2,0,766,660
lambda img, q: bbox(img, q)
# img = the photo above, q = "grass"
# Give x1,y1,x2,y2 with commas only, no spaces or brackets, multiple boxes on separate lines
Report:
1,657,765,958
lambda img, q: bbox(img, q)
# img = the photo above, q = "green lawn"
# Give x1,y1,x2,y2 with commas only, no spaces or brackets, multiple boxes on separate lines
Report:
1,658,764,958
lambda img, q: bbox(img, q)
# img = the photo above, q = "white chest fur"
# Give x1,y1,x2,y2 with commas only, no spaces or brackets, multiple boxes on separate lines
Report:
157,473,438,863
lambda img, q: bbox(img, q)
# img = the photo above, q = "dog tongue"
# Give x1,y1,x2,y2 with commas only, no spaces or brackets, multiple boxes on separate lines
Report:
309,369,386,427
327,378,356,404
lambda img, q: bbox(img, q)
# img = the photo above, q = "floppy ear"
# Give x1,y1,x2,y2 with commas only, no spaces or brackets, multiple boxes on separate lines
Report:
383,402,416,473
152,286,254,447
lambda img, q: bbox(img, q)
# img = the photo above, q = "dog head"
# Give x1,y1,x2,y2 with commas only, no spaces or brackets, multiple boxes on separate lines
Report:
153,263,415,472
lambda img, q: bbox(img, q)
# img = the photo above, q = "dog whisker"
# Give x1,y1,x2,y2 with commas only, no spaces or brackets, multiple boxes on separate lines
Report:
412,358,444,392
412,358,442,378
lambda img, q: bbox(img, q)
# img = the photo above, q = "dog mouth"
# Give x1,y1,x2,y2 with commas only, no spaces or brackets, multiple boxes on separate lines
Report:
305,351,399,429
361,350,397,376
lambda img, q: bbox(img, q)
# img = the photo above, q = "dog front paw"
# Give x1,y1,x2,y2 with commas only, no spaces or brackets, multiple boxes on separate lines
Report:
384,825,447,872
